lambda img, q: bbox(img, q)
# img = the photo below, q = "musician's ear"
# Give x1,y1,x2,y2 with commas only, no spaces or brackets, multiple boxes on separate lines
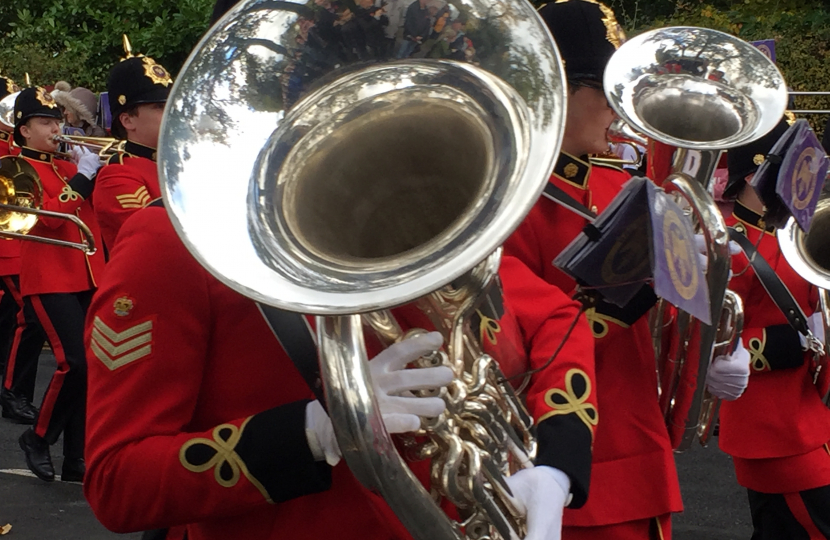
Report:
119,111,136,133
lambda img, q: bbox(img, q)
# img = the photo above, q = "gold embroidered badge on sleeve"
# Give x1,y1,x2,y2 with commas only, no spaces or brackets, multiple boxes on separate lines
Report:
115,186,151,209
748,331,771,372
179,418,273,502
584,307,628,339
538,368,598,439
476,309,501,345
90,316,153,370
58,185,82,203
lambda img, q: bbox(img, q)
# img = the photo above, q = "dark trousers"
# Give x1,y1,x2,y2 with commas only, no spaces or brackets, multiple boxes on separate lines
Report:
2,275,46,401
749,485,830,539
29,290,93,459
0,275,18,376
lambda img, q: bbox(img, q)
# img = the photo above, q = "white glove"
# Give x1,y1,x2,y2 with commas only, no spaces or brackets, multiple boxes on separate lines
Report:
505,466,570,540
305,332,453,465
369,331,453,433
799,312,825,351
71,146,101,179
705,338,750,401
693,234,741,276
305,399,341,466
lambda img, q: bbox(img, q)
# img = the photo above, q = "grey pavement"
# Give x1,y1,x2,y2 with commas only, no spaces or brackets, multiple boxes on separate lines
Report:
0,353,753,539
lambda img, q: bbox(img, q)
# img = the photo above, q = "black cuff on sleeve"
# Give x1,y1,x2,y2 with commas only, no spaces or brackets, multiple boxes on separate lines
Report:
68,173,95,199
234,399,332,502
763,324,805,371
592,284,657,326
534,415,593,509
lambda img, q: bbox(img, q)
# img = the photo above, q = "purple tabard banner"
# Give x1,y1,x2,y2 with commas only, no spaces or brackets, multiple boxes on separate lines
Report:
777,125,828,232
751,39,776,63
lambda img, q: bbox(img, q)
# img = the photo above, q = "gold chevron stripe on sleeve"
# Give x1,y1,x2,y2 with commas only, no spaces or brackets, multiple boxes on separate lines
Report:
115,187,151,208
91,316,154,371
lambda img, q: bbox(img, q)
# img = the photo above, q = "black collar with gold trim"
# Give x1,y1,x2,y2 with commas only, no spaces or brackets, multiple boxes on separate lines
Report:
0,131,9,143
553,152,591,189
733,201,774,234
20,147,53,163
124,141,157,162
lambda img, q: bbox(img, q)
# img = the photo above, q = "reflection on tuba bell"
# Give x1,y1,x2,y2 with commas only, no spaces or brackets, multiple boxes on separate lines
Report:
0,91,18,130
0,156,96,253
604,26,788,450
157,0,566,538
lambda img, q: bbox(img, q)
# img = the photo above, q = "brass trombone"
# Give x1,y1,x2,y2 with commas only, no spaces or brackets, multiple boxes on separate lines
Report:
52,135,123,164
0,156,96,253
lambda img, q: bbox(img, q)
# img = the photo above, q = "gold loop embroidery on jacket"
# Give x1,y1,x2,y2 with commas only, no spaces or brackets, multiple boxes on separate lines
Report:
476,309,501,345
539,369,598,439
58,185,81,203
180,423,245,488
748,331,770,371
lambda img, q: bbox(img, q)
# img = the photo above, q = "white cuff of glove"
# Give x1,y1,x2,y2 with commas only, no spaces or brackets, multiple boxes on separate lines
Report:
706,339,750,401
505,465,570,540
304,399,341,466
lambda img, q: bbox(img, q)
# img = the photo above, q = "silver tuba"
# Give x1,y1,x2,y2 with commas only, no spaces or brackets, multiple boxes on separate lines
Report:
604,27,787,449
157,0,566,538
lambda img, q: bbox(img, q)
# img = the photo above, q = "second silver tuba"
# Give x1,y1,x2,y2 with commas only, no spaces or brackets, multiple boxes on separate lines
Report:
604,26,787,449
157,0,567,538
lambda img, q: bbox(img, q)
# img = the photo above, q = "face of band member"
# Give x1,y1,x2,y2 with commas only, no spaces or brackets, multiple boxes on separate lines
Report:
20,117,61,153
119,102,165,147
562,82,617,157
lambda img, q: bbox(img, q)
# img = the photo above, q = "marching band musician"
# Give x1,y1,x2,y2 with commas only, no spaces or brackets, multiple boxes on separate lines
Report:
718,122,830,538
11,86,103,483
503,1,748,538
93,53,172,251
0,73,44,428
83,199,598,539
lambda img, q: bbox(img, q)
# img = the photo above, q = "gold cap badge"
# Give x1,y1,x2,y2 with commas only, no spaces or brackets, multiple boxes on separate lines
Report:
753,154,765,166
142,57,172,87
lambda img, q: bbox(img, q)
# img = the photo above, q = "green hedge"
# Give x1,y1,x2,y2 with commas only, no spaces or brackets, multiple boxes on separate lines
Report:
0,0,214,91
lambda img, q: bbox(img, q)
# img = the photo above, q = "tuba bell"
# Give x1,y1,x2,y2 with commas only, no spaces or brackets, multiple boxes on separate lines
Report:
0,156,96,253
778,185,830,404
157,0,566,538
604,26,788,449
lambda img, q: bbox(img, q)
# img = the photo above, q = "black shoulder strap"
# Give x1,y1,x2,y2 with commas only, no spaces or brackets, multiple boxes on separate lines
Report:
257,304,326,409
542,182,597,222
728,227,810,336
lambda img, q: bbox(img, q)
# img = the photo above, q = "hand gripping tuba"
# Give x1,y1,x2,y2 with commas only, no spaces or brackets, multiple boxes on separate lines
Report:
604,27,787,449
157,1,566,538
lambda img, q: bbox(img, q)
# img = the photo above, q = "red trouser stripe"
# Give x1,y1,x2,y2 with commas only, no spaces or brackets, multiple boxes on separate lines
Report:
2,275,25,389
30,295,69,438
784,492,825,540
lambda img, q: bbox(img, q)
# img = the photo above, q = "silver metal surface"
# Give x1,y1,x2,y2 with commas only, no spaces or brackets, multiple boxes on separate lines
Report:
158,0,566,315
0,92,17,129
779,204,830,289
605,27,787,150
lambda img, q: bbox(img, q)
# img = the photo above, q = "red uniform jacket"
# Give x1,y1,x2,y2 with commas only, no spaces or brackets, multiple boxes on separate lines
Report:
0,130,13,157
504,152,683,526
719,203,830,493
0,131,22,276
94,141,161,251
17,147,104,296
84,206,597,538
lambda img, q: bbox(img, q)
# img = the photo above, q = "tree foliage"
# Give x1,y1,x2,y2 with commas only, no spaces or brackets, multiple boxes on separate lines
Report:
0,0,214,91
